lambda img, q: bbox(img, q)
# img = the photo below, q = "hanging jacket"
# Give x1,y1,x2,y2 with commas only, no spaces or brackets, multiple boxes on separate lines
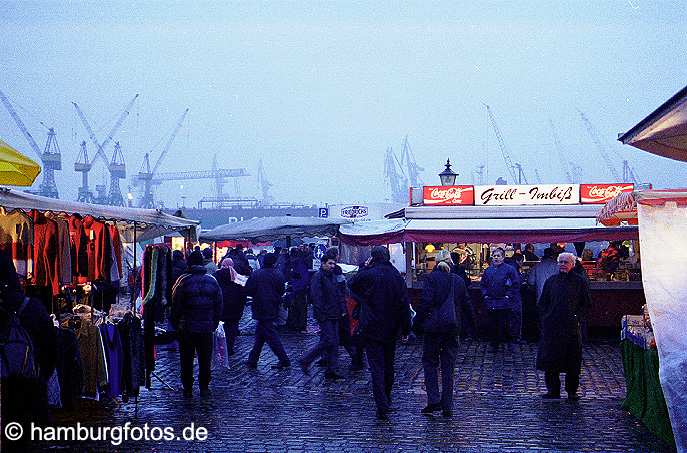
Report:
108,224,123,281
32,211,60,295
0,209,33,278
83,215,112,281
46,214,72,285
69,214,89,280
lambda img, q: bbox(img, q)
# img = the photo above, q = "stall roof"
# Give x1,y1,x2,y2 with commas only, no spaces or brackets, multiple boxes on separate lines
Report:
618,84,687,161
598,189,687,226
386,204,601,220
0,187,199,242
200,216,351,242
340,209,637,245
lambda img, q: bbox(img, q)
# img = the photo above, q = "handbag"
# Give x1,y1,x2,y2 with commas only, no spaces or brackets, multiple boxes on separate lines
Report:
423,277,457,334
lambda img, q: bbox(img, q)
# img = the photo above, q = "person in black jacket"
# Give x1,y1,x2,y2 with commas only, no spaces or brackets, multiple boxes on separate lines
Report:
213,258,247,355
415,261,470,417
245,253,291,369
349,246,411,420
171,250,186,286
171,250,223,398
298,255,345,380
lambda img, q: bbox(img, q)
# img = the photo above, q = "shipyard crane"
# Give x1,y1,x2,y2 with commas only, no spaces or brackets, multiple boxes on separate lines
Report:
75,141,94,202
133,108,189,208
257,158,273,205
384,146,407,203
534,168,543,184
0,89,62,198
483,103,528,184
472,164,486,185
578,110,625,181
549,119,574,183
72,94,139,204
399,135,424,187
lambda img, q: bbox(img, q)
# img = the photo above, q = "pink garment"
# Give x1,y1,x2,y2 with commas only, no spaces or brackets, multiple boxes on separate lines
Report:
221,258,238,282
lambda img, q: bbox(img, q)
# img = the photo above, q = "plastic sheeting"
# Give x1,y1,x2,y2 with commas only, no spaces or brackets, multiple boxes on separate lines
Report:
200,216,351,242
637,200,687,451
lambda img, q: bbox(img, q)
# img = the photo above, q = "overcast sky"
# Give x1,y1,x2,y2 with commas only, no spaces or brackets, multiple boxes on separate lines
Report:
1,1,686,207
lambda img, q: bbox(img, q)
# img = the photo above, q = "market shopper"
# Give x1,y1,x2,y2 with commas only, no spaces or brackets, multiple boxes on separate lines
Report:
349,246,411,420
415,261,470,417
537,252,591,401
213,258,247,356
480,247,521,350
245,253,291,369
527,248,559,303
171,250,223,398
286,247,310,333
202,247,218,274
299,255,345,380
171,249,187,285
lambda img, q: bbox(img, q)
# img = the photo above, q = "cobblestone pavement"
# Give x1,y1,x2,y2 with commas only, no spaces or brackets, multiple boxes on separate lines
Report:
34,317,673,453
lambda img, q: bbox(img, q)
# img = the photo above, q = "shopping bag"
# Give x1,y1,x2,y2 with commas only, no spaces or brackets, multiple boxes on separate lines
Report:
212,322,230,370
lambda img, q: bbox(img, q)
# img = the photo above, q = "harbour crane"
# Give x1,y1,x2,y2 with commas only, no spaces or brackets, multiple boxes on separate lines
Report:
133,108,189,208
75,141,93,202
483,103,528,184
257,158,273,205
384,146,407,203
399,135,424,187
0,88,62,198
534,168,543,184
549,119,574,183
72,94,139,205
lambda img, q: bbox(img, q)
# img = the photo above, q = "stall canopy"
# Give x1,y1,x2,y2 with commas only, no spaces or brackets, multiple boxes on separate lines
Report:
340,205,637,245
0,138,41,186
200,216,351,243
618,84,687,162
0,187,199,242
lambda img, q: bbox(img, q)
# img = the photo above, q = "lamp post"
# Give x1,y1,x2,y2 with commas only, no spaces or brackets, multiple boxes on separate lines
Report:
439,158,458,185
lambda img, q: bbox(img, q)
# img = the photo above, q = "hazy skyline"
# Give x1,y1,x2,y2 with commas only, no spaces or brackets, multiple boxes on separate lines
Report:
1,1,686,208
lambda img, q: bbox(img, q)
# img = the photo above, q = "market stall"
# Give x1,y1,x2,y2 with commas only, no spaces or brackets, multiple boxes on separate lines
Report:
340,183,643,335
0,187,199,405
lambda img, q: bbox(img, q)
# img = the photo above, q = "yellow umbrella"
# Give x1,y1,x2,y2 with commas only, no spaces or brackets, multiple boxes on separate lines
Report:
0,138,41,186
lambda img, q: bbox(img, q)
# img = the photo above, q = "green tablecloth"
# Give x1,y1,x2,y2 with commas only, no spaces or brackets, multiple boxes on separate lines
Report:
621,340,675,447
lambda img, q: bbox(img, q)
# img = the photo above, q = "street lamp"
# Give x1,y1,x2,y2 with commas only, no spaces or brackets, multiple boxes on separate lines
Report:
439,158,458,186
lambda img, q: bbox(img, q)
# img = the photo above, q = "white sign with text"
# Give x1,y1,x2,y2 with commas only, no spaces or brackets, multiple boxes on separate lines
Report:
475,184,580,206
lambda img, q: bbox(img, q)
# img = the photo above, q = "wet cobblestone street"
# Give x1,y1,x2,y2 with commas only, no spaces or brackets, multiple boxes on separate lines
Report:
38,317,672,453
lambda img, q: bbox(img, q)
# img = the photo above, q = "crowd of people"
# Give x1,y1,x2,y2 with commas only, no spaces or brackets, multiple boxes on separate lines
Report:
0,238,593,430
167,241,592,420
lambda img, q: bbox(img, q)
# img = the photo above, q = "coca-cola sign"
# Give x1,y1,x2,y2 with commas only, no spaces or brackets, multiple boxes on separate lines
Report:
580,183,634,204
422,185,475,205
474,184,580,206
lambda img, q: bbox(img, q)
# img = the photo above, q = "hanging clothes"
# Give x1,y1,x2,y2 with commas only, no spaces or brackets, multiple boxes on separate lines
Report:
83,215,112,282
55,327,82,410
108,224,123,281
99,323,123,398
69,214,89,282
46,213,73,285
77,321,99,397
32,210,61,295
0,208,33,278
117,312,144,400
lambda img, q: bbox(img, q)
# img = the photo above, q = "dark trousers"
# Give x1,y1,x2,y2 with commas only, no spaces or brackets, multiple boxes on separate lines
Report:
179,331,213,391
422,333,458,410
248,320,290,365
301,319,339,373
460,299,477,339
488,308,511,345
223,319,240,355
545,369,580,396
286,290,308,331
365,339,397,413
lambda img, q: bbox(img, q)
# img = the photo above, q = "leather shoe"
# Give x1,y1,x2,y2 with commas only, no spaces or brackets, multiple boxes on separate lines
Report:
182,389,192,398
316,358,328,367
245,361,257,370
298,360,309,374
421,403,442,414
271,361,291,370
376,410,389,421
442,409,453,418
567,393,581,401
199,388,211,398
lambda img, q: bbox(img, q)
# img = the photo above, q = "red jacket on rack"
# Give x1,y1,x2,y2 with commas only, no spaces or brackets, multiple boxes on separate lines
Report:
69,214,89,281
32,210,60,295
108,224,123,281
83,215,112,281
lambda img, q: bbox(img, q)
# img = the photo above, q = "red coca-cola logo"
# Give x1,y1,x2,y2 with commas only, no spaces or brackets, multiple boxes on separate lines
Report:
580,184,633,203
423,185,474,205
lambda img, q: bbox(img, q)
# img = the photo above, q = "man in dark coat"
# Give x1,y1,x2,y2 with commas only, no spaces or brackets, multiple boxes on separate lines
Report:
286,247,310,333
171,249,186,286
213,258,247,355
171,250,223,398
537,252,591,401
480,247,521,349
298,255,345,379
245,253,291,369
415,260,470,417
349,246,411,420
